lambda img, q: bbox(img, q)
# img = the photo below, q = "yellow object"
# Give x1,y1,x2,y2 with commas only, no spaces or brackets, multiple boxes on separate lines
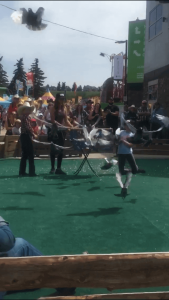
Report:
0,97,5,101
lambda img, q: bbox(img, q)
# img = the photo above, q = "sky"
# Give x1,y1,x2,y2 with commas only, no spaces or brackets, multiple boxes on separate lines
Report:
0,1,146,88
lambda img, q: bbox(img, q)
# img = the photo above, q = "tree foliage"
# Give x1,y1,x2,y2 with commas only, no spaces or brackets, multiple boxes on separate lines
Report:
57,82,61,91
0,56,9,87
29,58,47,99
61,82,66,91
8,58,26,94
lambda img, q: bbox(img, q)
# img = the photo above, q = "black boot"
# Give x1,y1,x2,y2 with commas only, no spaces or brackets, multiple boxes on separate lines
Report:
29,164,37,177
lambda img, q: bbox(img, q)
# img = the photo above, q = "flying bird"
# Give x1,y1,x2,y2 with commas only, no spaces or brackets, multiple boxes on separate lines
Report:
11,7,47,31
156,114,169,128
116,113,163,145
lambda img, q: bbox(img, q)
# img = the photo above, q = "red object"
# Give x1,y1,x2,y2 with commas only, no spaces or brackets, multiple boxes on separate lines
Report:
32,125,39,134
31,118,36,122
74,82,77,94
26,72,34,83
8,103,17,114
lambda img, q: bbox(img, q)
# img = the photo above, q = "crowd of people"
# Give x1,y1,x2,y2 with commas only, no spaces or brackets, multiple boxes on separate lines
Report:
0,94,167,139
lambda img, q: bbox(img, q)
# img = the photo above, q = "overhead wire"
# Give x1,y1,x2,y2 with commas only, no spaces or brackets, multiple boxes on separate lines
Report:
0,3,118,41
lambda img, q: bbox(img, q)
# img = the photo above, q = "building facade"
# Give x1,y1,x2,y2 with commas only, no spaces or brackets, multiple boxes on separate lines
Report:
143,0,169,113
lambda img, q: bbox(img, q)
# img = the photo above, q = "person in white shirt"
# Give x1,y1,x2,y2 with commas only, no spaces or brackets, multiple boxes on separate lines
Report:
12,119,21,135
43,103,53,123
116,121,145,195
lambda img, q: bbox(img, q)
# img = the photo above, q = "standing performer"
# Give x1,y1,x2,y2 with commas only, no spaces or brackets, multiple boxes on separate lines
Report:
117,121,145,195
18,102,37,177
49,93,73,175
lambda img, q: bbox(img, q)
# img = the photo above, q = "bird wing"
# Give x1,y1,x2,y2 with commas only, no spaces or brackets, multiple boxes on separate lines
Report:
11,10,23,24
156,114,169,127
20,8,28,24
143,126,163,134
38,23,48,30
115,127,121,138
82,126,91,145
120,112,125,128
36,7,45,22
121,113,137,133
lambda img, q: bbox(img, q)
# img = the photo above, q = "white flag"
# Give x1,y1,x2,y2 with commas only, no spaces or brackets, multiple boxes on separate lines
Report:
114,55,123,80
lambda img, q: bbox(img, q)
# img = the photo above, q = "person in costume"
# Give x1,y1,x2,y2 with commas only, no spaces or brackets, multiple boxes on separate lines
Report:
18,102,37,177
49,93,73,175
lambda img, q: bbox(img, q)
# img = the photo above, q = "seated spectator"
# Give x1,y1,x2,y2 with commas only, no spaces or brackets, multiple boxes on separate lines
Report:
125,105,138,127
88,103,103,127
137,100,151,130
5,112,16,135
12,119,21,135
151,102,167,139
31,119,39,135
0,216,76,299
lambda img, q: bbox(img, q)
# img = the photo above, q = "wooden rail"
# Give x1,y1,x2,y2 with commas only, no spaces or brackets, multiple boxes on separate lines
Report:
0,133,169,158
1,252,169,299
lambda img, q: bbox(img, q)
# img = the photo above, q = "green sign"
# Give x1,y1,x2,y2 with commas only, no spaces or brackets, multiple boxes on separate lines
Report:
127,20,146,83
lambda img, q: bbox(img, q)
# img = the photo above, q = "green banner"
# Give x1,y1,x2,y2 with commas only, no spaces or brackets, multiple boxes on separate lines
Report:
127,20,146,83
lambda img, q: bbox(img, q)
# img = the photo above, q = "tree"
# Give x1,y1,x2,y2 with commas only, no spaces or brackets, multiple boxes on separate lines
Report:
61,82,66,91
0,56,9,87
8,58,26,94
77,85,82,91
29,58,47,99
66,86,71,91
72,82,77,92
57,82,61,91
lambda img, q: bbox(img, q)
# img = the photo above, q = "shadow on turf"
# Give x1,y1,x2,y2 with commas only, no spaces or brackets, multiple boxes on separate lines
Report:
87,187,100,191
3,192,45,197
0,206,33,211
67,207,122,218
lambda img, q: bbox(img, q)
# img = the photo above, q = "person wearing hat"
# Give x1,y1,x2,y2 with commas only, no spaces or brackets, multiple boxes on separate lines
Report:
49,93,73,175
137,100,151,130
125,105,138,127
18,102,37,177
104,97,119,134
12,119,21,135
7,94,20,115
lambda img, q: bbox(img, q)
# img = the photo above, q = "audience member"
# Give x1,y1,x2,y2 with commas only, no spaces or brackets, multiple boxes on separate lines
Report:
83,99,93,126
8,95,20,115
88,103,103,127
0,216,76,299
73,103,85,125
123,104,129,119
31,119,39,135
125,105,138,127
12,119,21,135
104,97,119,133
137,100,151,130
5,112,16,135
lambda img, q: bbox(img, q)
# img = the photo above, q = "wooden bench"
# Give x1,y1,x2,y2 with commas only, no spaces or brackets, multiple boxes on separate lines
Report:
1,252,169,299
133,139,169,155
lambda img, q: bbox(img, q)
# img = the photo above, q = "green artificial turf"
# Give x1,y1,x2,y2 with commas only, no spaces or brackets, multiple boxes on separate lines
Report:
1,158,169,299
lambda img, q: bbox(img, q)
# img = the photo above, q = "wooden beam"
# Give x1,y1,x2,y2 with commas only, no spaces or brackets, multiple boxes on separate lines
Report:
38,291,169,300
1,253,169,291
